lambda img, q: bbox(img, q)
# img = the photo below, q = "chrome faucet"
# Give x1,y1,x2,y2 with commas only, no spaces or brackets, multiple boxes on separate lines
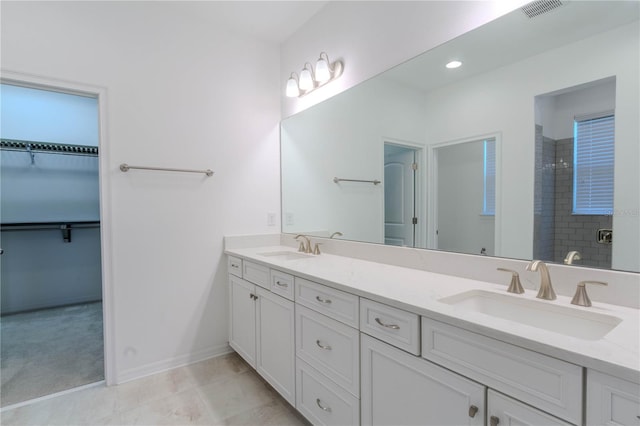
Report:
526,260,556,300
564,251,582,265
295,234,312,254
330,231,343,239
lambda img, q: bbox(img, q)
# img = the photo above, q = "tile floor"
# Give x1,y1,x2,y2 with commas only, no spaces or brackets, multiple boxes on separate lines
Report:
1,353,309,426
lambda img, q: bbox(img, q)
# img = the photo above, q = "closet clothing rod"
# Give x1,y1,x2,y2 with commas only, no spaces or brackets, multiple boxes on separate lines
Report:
333,177,381,185
120,163,214,177
1,221,100,231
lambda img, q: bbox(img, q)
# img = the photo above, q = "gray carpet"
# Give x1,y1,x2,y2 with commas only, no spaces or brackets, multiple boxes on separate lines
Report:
1,301,104,407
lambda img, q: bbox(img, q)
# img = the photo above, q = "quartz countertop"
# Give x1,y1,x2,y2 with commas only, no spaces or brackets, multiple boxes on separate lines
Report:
225,244,640,382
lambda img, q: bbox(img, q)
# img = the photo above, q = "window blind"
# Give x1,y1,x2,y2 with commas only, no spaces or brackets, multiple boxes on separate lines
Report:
483,138,496,215
573,113,614,215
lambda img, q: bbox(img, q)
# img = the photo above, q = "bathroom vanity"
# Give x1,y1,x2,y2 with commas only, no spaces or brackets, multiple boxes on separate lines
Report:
225,235,640,426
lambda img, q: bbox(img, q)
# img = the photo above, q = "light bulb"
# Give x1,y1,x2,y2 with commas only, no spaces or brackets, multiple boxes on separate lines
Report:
299,65,314,91
315,55,331,83
286,75,300,97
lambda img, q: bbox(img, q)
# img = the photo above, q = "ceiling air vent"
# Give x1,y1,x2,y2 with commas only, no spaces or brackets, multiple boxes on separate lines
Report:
521,0,564,19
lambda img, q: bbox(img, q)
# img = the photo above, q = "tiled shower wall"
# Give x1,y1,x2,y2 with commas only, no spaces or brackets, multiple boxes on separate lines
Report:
533,125,556,261
553,138,612,268
533,128,613,269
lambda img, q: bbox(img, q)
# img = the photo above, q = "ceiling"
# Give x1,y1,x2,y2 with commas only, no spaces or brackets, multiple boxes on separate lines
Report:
383,0,640,92
176,1,329,44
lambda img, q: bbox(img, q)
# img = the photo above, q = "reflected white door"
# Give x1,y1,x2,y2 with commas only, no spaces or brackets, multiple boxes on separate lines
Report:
384,145,416,247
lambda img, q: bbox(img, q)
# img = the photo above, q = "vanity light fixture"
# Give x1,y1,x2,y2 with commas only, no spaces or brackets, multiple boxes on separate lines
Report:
286,73,300,98
299,63,315,91
445,60,463,69
286,52,344,98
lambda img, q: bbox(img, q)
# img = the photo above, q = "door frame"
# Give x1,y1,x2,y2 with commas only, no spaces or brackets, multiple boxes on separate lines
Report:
428,131,502,255
381,138,426,248
1,69,115,385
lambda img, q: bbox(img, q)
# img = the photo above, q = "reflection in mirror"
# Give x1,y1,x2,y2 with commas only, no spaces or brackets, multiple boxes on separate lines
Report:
534,78,616,269
435,137,496,257
281,1,639,272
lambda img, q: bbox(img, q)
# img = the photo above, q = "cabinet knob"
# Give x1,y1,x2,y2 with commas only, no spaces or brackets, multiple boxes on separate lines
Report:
468,405,479,418
316,398,332,413
490,415,500,426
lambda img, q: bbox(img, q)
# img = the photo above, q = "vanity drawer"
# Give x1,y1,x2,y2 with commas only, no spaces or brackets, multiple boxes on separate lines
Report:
242,260,269,289
270,269,294,301
296,304,360,397
296,358,360,426
360,298,420,355
422,317,583,425
227,256,243,277
295,278,359,328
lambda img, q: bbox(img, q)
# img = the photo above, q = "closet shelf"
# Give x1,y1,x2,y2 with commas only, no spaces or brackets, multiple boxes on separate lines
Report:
0,139,99,156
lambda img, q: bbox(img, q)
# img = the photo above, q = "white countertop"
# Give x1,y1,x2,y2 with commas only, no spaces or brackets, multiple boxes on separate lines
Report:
225,245,640,382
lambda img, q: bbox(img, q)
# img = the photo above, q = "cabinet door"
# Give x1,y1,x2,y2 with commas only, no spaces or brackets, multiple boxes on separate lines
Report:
587,369,640,426
228,275,256,368
255,287,296,406
361,334,485,426
488,390,572,426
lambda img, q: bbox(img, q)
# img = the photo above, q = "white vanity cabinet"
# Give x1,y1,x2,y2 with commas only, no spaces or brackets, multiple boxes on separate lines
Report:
361,333,485,426
587,369,640,426
227,264,295,406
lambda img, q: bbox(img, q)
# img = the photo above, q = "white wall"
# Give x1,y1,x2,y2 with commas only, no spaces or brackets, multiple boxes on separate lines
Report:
538,79,616,141
437,140,495,256
1,1,281,383
424,22,639,271
1,84,99,146
280,0,527,117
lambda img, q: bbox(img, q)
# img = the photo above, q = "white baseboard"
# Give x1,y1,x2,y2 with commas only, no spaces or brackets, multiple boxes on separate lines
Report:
115,343,233,384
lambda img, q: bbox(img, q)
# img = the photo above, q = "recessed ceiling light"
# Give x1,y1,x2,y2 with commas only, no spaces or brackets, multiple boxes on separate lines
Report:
446,60,463,69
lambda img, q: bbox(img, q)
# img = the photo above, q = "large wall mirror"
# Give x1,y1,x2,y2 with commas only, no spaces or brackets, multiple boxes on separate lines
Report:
281,1,639,273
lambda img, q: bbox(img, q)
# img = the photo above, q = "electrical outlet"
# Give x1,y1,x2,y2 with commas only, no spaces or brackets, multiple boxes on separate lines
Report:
285,213,294,226
267,213,276,227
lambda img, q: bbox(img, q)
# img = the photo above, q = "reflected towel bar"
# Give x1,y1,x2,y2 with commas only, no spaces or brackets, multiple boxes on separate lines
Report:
333,177,381,185
120,164,214,177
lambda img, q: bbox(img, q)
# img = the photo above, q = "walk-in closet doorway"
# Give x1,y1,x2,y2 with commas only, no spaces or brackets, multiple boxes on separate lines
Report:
0,74,113,408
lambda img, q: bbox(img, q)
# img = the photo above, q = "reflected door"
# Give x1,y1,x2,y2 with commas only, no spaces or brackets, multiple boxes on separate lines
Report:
384,144,416,247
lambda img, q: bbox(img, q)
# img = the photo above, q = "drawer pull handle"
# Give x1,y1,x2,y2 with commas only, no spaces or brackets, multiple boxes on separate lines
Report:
316,295,332,304
249,294,258,300
375,317,400,329
490,416,500,426
231,264,239,268
316,340,332,350
316,398,332,413
468,405,478,418
275,281,288,287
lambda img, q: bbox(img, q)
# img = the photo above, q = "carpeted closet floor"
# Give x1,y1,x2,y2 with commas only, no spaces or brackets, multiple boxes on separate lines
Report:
0,301,104,407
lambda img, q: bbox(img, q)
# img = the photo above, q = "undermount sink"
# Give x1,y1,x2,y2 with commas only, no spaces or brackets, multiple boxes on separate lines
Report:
257,251,313,261
439,290,622,340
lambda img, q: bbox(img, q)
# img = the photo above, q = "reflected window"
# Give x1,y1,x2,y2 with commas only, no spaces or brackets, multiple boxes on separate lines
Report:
573,113,614,215
483,138,496,215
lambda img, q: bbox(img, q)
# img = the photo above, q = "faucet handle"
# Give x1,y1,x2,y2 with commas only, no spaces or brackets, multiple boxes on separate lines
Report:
497,268,525,294
313,243,322,255
571,281,608,307
297,240,307,253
